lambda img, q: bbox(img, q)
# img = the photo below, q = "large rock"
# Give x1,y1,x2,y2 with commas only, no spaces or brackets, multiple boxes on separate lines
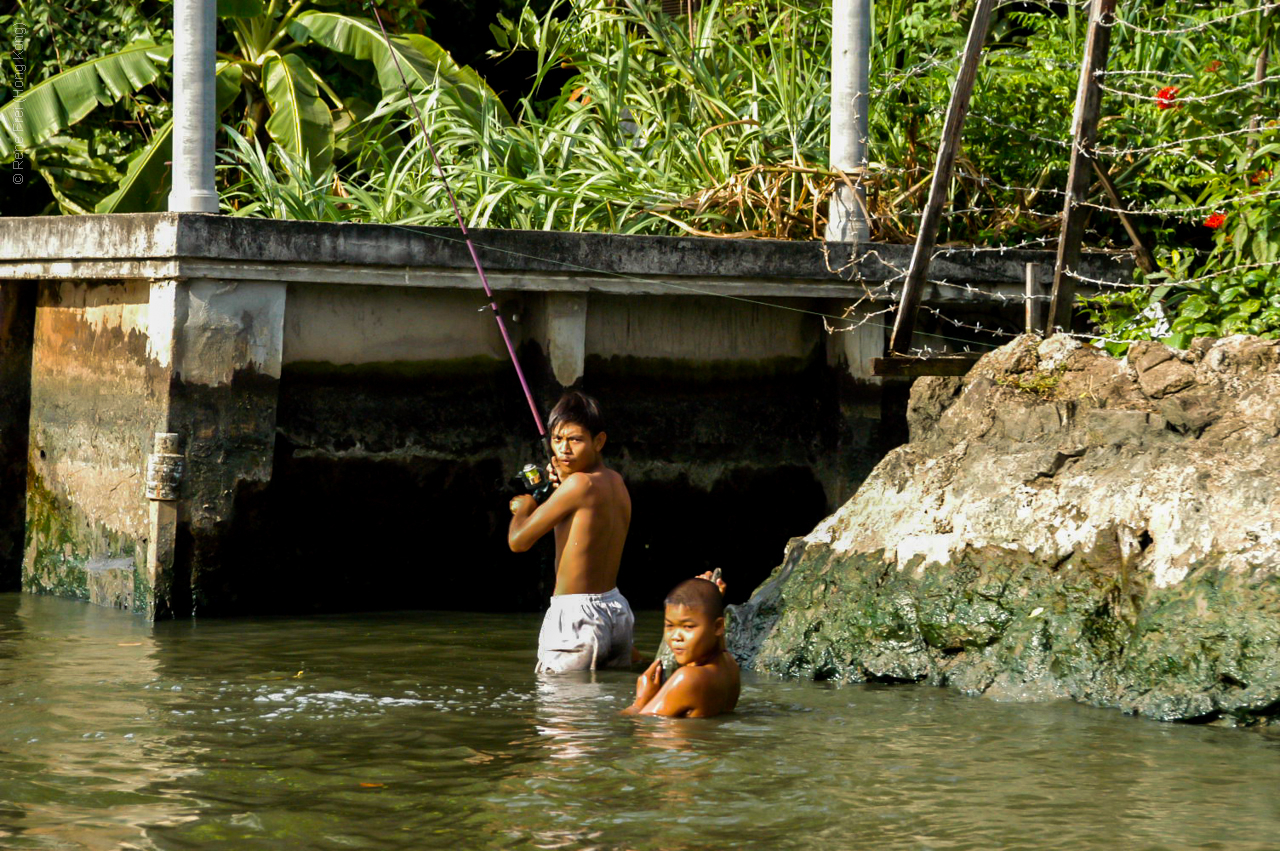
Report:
729,335,1280,725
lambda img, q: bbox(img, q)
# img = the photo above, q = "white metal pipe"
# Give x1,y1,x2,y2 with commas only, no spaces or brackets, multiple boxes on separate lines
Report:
168,0,219,213
825,0,871,244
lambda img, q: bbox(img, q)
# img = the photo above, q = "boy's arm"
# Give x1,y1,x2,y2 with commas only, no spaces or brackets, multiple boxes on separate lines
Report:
622,659,664,715
634,667,705,718
508,472,588,552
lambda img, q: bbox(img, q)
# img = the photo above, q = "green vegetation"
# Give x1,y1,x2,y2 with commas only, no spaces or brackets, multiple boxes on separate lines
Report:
0,0,497,213
2,0,1277,349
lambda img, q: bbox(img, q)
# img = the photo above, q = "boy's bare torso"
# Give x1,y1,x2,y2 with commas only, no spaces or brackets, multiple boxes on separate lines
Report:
552,466,631,595
507,418,631,598
674,651,741,717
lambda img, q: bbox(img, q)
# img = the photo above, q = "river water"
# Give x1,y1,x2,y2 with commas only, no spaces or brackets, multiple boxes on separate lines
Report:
1,593,1278,850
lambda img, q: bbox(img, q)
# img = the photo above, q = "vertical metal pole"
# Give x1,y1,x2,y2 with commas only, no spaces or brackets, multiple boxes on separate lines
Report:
169,0,219,213
826,0,871,244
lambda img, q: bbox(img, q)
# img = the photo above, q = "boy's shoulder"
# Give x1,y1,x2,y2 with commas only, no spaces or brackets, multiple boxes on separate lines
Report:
671,654,738,688
665,655,739,716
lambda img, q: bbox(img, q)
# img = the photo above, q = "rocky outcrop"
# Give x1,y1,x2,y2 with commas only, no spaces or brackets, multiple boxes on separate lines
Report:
729,335,1280,725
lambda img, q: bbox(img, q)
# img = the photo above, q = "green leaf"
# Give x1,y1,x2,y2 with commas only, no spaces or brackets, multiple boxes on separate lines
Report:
216,62,245,114
1179,295,1211,320
287,12,512,126
261,52,334,171
0,41,172,159
217,0,264,18
402,33,512,124
95,119,173,214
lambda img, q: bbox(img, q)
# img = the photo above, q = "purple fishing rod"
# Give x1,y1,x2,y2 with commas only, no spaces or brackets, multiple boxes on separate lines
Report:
369,5,551,455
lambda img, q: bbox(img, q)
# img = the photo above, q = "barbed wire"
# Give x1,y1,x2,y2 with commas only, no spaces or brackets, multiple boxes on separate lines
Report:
967,111,1072,148
1094,123,1279,156
1096,74,1280,105
919,305,1022,340
1067,257,1280,290
1080,188,1280,218
1107,2,1280,37
1100,70,1197,80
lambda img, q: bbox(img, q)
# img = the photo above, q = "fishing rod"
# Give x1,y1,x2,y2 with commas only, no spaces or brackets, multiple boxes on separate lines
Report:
366,3,557,501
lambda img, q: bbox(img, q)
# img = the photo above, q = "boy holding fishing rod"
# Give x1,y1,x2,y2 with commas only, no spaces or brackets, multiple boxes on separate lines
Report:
508,391,637,673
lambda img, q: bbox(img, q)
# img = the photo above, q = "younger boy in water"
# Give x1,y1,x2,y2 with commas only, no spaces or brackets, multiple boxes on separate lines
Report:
508,391,634,673
624,576,740,717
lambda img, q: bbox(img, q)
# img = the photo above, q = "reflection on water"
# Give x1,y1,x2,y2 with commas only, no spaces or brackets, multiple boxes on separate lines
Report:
1,592,1278,850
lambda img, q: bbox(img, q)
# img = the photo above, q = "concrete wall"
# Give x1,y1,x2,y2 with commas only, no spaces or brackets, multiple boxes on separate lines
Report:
23,279,162,610
0,214,1132,616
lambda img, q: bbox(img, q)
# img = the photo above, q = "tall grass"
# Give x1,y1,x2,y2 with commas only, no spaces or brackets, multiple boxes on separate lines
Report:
220,0,842,238
218,0,1274,262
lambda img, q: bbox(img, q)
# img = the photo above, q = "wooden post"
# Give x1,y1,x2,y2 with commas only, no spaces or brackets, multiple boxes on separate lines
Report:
1248,9,1271,145
1091,159,1156,274
887,0,996,354
1047,0,1116,335
1025,263,1045,334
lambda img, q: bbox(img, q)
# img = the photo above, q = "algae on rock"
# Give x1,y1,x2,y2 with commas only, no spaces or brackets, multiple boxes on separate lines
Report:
729,335,1280,725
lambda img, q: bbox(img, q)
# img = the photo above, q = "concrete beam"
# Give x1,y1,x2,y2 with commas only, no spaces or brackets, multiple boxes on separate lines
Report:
839,308,886,382
546,292,587,387
0,214,1135,295
165,279,287,615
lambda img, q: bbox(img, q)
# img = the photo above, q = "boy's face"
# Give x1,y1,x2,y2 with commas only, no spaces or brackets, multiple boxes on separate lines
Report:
664,603,723,666
551,422,605,474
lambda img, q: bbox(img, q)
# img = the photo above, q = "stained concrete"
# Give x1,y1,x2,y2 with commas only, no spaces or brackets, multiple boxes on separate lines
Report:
22,280,160,609
0,214,1133,617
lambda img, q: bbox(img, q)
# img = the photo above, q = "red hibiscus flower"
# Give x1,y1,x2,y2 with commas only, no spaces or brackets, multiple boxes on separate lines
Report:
1203,212,1226,229
1155,85,1180,109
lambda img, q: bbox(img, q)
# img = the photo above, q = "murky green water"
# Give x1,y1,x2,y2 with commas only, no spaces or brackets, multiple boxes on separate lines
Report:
2,593,1278,850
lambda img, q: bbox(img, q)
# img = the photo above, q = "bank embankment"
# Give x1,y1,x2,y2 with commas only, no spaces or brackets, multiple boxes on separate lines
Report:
730,334,1280,725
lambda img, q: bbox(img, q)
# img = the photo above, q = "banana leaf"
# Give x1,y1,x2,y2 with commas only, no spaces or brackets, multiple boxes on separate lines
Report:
261,51,333,171
95,119,173,214
30,138,125,214
0,41,173,160
96,63,243,214
287,11,512,126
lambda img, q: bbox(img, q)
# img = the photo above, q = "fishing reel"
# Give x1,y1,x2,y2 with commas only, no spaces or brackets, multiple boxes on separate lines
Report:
509,462,555,505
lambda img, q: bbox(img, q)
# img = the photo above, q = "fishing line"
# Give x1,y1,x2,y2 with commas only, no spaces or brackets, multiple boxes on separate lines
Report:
370,221,1008,352
367,2,553,455
234,3,1013,356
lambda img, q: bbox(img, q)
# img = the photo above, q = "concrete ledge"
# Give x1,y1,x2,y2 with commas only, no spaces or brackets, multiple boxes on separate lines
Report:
0,214,1133,300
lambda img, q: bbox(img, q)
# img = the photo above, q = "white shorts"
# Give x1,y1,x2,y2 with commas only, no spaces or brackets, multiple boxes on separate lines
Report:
536,588,635,673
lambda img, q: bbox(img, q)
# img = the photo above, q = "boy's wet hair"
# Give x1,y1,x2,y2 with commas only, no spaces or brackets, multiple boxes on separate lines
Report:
548,391,605,437
664,578,725,620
